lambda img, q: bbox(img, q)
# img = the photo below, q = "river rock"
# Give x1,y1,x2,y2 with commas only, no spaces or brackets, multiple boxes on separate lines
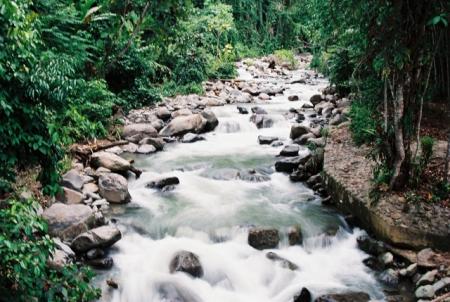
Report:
294,288,312,302
123,123,157,139
251,106,268,114
309,94,322,106
275,153,312,173
58,187,85,204
87,256,114,269
171,108,193,118
200,109,219,132
182,133,205,143
159,114,207,137
415,285,435,299
156,107,171,121
237,170,271,182
379,268,399,287
139,137,165,151
258,135,278,145
91,151,131,173
71,225,122,253
248,228,279,250
83,182,99,195
314,292,370,302
48,249,71,270
294,133,316,145
250,114,274,128
433,277,450,294
266,252,298,270
61,169,84,192
122,143,139,153
259,93,270,100
416,269,438,286
237,106,249,114
147,176,180,190
137,144,157,154
279,145,299,157
288,225,303,245
86,248,105,260
307,137,326,148
417,248,450,268
290,124,310,140
43,203,96,241
98,173,130,204
378,252,394,267
169,251,204,278
288,95,299,102
357,235,386,256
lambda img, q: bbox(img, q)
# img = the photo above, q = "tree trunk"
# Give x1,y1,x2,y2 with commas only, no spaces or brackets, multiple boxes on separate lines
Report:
390,83,406,190
446,125,450,184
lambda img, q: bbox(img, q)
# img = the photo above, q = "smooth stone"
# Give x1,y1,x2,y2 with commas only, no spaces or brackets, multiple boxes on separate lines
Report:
91,151,131,173
279,144,300,157
288,95,299,102
250,114,274,129
71,225,122,253
138,137,165,150
266,252,298,270
87,256,114,269
98,173,130,204
309,94,322,106
379,268,399,287
258,135,278,145
123,123,157,138
156,107,171,121
86,248,105,260
251,106,267,114
159,114,207,137
169,251,203,278
357,235,386,256
248,228,279,250
182,133,205,143
147,177,180,190
59,187,85,204
294,133,316,145
61,169,84,192
237,106,249,114
314,292,370,302
136,144,157,154
121,143,139,153
82,183,99,195
415,285,435,299
288,225,303,245
379,252,394,267
48,249,71,270
275,153,312,173
42,203,95,241
290,124,310,140
417,269,438,286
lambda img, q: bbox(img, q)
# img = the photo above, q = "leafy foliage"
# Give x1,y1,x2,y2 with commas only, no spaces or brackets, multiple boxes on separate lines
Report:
0,198,100,301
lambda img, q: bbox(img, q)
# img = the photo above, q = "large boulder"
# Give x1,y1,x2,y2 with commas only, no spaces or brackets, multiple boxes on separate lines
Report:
275,153,312,173
290,124,310,140
58,187,84,204
279,145,299,157
139,137,165,151
71,225,122,253
136,144,157,154
258,135,278,145
156,107,171,121
159,114,207,137
314,292,370,302
309,94,323,106
357,235,386,256
248,228,279,250
42,203,96,241
61,169,84,192
146,176,180,190
200,109,219,132
91,151,131,173
98,173,130,204
169,251,204,278
123,123,157,139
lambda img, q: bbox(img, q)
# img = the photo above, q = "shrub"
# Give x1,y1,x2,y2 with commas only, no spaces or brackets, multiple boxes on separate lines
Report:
349,102,378,145
274,49,298,70
0,198,100,301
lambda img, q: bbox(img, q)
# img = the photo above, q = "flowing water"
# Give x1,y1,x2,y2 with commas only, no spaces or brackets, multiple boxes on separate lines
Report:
96,65,385,302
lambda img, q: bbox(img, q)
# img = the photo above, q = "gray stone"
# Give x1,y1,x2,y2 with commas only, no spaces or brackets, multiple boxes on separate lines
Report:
314,292,370,302
237,106,249,114
288,95,299,102
123,123,157,138
122,143,139,153
87,256,114,269
248,228,279,250
275,153,312,173
379,252,394,267
86,248,105,260
200,109,219,132
357,235,386,255
288,225,303,245
294,288,312,302
71,225,122,253
258,135,278,145
415,285,435,299
251,106,267,114
159,114,207,137
379,268,399,287
279,145,299,157
250,114,274,129
433,277,450,293
82,183,99,195
61,169,84,192
147,177,180,190
417,270,438,286
156,107,171,121
137,144,157,154
138,137,165,150
309,94,322,106
91,151,131,173
294,133,316,145
182,133,205,143
42,203,96,241
59,187,85,204
169,251,203,278
48,249,71,270
259,93,270,100
53,238,75,258
171,108,193,118
266,252,298,270
98,173,130,204
290,124,310,140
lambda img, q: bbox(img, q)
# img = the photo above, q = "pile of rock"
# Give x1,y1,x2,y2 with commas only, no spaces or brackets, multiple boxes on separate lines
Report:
357,234,450,301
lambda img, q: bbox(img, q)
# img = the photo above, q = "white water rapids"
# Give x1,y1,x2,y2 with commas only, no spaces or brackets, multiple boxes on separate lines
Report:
96,65,386,302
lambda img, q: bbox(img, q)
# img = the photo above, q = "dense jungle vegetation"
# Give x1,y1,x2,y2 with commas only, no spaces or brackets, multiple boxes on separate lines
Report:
0,0,449,300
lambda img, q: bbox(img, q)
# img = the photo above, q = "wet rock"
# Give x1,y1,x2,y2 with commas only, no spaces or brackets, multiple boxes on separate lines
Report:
294,133,316,145
307,137,326,148
43,203,96,241
251,106,267,114
399,263,417,277
237,170,271,182
58,187,85,204
136,144,157,154
363,257,382,271
147,177,180,190
306,174,322,187
330,114,345,126
123,123,157,139
169,251,204,278
415,285,435,299
156,107,171,121
139,137,165,151
288,95,299,102
279,145,299,157
122,143,139,153
160,114,207,137
250,114,274,129
62,169,84,192
71,225,122,253
91,151,131,173
275,153,312,173
259,93,270,100
314,292,370,302
258,135,278,145
83,183,99,195
433,277,450,294
48,249,71,270
302,103,314,109
86,248,105,260
98,173,131,204
309,94,322,106
416,269,438,286
379,252,394,267
357,235,386,256
106,279,119,289
294,287,312,302
271,141,284,147
248,228,279,250
87,256,114,270
290,124,310,140
288,225,303,245
379,268,399,287
417,248,450,268
200,109,219,132
182,133,205,143
171,108,193,118
266,252,298,270
237,106,249,114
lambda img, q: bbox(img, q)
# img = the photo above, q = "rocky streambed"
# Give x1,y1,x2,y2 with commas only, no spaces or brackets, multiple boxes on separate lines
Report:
41,54,450,302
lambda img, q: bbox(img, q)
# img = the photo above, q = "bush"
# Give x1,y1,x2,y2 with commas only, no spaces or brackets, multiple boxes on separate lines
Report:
0,198,100,301
349,102,378,145
274,49,298,70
